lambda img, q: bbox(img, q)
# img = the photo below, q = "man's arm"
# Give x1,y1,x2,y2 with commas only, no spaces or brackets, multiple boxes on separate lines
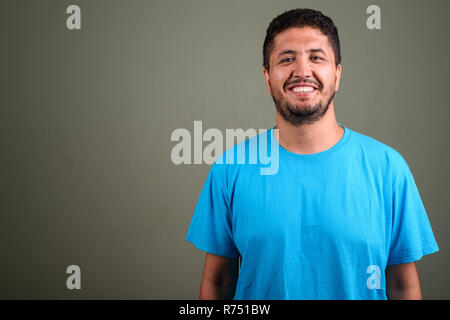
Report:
385,261,422,300
199,252,239,300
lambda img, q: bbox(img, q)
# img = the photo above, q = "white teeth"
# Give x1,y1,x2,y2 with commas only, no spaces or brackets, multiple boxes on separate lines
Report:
292,86,314,93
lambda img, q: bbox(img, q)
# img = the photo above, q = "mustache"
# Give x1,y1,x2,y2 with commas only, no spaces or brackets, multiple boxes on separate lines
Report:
284,78,321,90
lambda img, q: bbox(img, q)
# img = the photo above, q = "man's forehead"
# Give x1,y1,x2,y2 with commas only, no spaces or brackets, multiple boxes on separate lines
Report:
272,27,330,51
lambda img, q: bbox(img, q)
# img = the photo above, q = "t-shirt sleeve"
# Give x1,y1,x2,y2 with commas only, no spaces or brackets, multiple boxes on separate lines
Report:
185,160,240,258
387,154,439,266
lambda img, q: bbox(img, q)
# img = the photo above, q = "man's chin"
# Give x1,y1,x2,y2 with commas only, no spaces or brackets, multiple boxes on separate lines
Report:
287,104,321,116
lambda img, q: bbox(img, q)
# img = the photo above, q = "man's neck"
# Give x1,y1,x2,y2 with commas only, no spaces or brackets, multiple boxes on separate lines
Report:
274,104,344,155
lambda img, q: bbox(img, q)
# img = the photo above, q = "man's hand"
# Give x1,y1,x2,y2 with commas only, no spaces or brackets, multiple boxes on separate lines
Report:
385,261,422,300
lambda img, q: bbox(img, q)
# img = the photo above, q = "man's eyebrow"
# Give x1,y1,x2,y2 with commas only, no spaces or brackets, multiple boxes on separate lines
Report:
308,48,326,55
276,49,296,58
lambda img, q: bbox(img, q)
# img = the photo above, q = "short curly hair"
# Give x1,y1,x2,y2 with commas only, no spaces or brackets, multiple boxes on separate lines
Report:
263,8,341,71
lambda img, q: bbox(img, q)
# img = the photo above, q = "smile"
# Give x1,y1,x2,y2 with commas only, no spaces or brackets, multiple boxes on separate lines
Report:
288,86,318,97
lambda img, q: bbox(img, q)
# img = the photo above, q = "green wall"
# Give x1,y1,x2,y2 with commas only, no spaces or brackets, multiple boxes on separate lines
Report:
0,0,448,299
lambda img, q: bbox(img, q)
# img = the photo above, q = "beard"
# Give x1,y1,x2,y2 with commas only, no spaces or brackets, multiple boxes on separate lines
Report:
271,83,335,126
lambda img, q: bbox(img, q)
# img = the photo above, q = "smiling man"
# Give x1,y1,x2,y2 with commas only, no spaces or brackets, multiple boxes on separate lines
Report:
185,8,439,300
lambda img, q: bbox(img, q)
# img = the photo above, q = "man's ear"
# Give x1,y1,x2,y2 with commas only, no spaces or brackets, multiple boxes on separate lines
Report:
263,67,272,96
334,64,342,92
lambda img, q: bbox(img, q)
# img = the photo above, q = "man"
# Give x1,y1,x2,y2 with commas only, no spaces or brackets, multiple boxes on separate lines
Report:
185,8,439,300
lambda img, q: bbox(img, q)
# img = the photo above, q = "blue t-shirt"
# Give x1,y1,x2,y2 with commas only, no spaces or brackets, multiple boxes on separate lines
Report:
185,123,439,300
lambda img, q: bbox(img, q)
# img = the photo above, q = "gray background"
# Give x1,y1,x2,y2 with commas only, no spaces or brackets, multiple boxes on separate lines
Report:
0,0,448,299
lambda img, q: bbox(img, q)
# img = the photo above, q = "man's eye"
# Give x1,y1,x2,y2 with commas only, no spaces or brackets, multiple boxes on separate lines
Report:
311,56,323,61
281,57,294,63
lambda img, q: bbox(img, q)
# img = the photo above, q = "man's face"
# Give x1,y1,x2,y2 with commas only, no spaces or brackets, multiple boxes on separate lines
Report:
264,26,342,126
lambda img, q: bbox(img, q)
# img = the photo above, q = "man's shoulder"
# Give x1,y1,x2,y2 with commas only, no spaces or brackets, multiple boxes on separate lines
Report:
213,129,267,165
209,129,271,181
348,127,408,169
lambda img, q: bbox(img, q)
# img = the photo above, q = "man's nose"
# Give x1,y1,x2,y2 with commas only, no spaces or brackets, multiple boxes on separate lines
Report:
292,58,312,78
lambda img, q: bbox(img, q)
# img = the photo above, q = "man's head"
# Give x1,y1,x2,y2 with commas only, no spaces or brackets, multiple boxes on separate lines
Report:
263,9,342,126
